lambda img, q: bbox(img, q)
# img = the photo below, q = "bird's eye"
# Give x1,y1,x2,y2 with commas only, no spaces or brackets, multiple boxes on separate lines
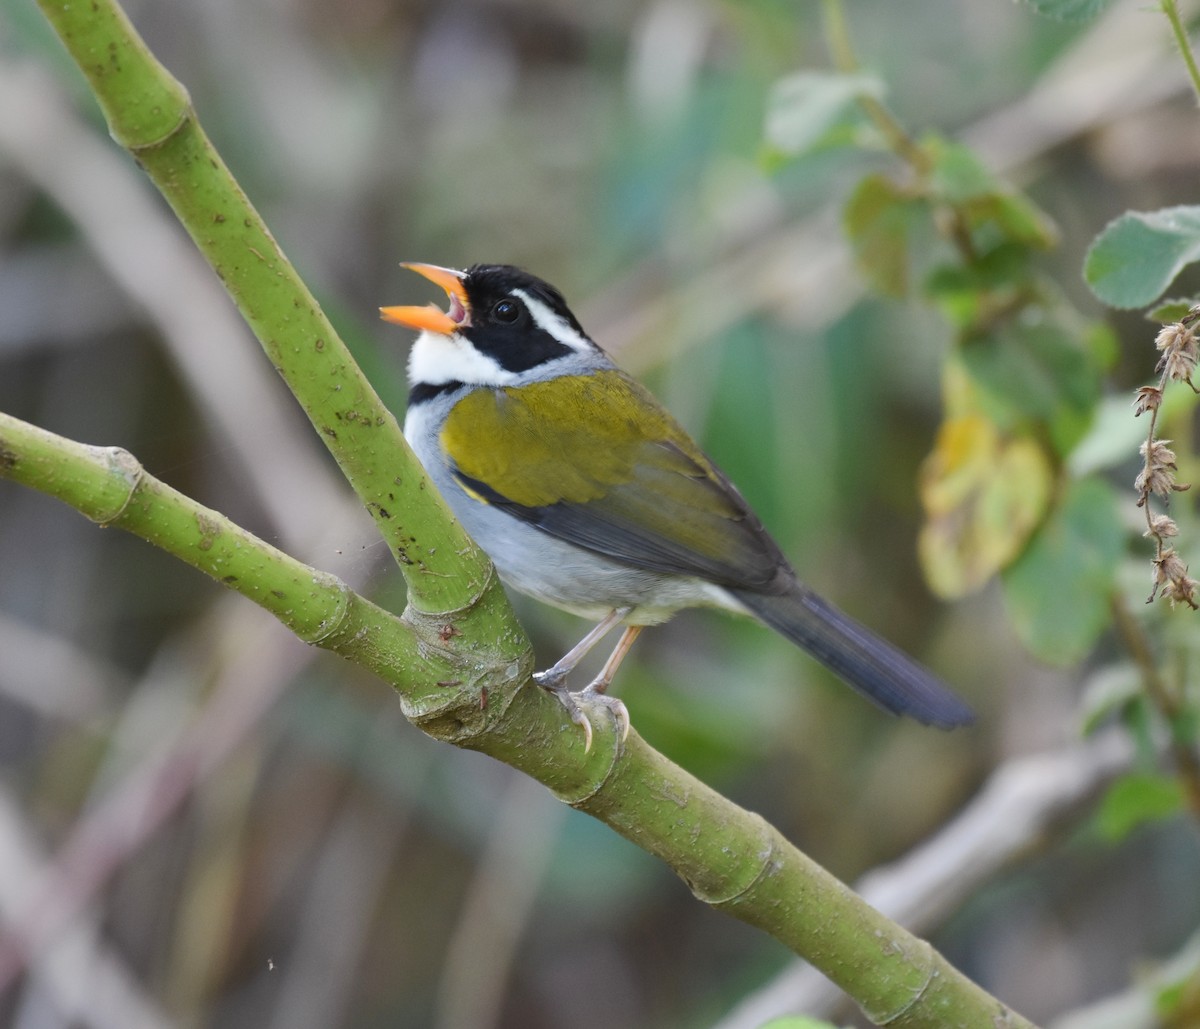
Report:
492,299,521,323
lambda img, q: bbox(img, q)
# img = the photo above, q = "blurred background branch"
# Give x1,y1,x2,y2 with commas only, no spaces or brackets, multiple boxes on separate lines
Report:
717,729,1135,1027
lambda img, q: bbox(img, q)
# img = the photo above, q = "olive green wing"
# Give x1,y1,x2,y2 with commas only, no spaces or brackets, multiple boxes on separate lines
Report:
440,370,787,589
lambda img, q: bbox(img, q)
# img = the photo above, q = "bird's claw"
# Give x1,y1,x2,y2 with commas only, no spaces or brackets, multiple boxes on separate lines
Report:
538,676,630,753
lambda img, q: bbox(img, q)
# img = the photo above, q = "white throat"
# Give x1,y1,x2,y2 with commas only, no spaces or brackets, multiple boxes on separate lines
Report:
407,329,522,387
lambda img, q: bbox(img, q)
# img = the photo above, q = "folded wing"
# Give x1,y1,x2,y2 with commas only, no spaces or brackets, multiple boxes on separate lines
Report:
440,370,788,590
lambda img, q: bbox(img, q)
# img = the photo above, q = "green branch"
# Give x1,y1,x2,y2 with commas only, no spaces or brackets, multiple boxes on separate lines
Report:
821,0,930,174
0,408,1034,1025
13,0,1040,1023
37,0,489,617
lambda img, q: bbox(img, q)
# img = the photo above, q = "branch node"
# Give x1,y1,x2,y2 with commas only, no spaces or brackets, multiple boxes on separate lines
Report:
299,572,355,646
406,561,501,621
125,102,193,154
698,814,779,906
400,601,533,743
90,445,144,526
873,942,938,1025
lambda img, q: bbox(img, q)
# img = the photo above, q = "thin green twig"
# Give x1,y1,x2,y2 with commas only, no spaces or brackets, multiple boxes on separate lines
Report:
1162,0,1200,106
820,0,930,173
821,0,983,269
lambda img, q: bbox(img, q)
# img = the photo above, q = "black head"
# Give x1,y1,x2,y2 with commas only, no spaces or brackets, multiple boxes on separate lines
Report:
458,264,597,374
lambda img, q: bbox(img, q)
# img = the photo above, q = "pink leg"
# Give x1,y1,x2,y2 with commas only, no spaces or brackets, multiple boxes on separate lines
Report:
532,608,626,691
533,610,638,752
590,625,644,695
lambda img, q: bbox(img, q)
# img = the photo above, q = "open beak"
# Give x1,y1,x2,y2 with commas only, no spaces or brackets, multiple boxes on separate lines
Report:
379,263,470,334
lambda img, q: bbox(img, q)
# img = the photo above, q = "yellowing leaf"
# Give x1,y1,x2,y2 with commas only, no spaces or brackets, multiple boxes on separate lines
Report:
918,414,1053,598
843,173,921,297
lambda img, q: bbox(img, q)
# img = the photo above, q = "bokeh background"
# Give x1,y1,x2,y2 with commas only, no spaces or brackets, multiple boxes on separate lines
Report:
1,0,1199,1026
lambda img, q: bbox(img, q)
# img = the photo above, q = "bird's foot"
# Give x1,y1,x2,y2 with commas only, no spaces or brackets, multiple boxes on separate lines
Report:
535,673,630,753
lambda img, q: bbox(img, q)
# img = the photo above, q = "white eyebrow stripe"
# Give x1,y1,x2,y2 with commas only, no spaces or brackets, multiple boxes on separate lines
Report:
513,289,596,354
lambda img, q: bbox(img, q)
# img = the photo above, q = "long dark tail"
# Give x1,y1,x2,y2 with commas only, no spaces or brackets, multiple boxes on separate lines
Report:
730,585,973,729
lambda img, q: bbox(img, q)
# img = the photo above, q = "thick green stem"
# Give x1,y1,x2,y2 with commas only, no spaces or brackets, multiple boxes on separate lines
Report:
0,412,426,704
35,0,490,618
1,405,1036,1025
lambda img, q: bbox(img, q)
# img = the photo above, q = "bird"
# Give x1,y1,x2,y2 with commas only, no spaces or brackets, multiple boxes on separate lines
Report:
380,263,973,749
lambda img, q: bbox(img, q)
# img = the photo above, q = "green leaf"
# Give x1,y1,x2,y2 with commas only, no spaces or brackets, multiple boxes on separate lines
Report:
1018,0,1116,22
843,173,921,296
1084,206,1200,309
1067,396,1144,478
1001,476,1124,665
924,244,1033,329
960,320,1103,455
1095,772,1185,842
764,71,882,158
927,138,996,203
1154,965,1200,1023
1147,297,1198,323
1083,319,1120,373
965,191,1060,250
925,138,1057,249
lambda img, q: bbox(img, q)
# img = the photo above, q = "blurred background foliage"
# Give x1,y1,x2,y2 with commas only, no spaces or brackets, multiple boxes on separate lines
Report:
1,0,1200,1026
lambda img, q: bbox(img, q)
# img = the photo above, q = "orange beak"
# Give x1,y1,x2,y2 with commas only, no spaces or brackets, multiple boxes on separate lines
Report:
379,263,470,335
